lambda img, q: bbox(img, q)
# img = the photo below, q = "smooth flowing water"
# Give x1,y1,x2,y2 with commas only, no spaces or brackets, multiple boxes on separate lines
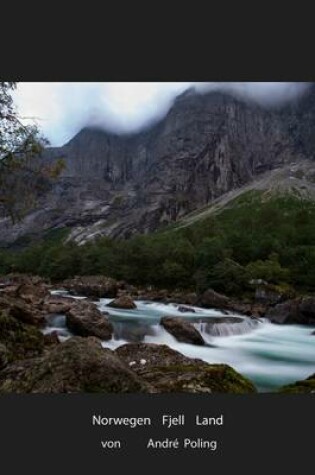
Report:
48,292,315,392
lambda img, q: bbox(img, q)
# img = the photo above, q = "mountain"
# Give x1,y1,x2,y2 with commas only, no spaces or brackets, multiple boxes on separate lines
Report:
1,85,315,246
175,158,315,229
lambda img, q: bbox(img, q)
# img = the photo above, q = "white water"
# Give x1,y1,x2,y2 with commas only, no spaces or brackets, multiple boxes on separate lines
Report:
141,323,315,391
194,319,260,337
98,299,231,319
46,293,315,392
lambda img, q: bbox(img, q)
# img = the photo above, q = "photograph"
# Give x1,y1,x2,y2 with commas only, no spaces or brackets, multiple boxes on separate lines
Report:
0,81,314,394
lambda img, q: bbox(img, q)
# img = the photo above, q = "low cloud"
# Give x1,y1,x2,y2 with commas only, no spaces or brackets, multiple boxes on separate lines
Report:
13,82,311,146
198,82,310,106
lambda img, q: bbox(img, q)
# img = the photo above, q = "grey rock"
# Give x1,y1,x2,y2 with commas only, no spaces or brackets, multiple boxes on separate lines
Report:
66,300,113,340
0,337,150,393
196,288,232,309
0,344,9,370
160,316,205,345
0,313,45,363
177,305,196,313
107,296,137,309
62,275,120,298
266,297,315,325
2,86,315,244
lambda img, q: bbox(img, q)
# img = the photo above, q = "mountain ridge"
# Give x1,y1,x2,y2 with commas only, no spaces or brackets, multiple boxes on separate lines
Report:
1,85,315,246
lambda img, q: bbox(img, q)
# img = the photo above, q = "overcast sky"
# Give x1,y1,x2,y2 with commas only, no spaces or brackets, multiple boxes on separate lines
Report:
13,83,310,147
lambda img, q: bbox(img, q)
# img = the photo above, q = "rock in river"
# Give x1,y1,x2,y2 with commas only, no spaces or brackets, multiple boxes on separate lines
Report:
178,305,196,313
107,295,137,310
65,300,113,340
160,316,205,345
43,295,75,315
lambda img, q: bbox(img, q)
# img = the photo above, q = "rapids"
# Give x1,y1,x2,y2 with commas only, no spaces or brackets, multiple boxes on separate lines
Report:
47,292,315,391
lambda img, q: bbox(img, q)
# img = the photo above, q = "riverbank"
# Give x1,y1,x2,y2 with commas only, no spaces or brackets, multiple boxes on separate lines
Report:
0,274,314,393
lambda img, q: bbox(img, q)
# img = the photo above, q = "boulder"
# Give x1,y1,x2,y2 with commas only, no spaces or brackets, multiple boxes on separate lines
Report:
195,289,266,318
0,274,50,327
160,316,205,345
116,343,256,393
254,285,283,305
250,280,296,304
0,337,150,393
197,288,232,310
66,300,113,340
43,295,75,314
226,301,267,318
265,297,315,325
0,274,48,289
43,331,60,347
0,312,45,364
16,282,49,306
61,275,120,298
172,292,198,305
0,284,20,297
0,274,50,302
265,302,294,324
0,343,9,370
107,296,137,310
136,288,171,302
178,305,196,313
136,289,198,306
278,373,315,394
0,296,45,327
299,297,315,324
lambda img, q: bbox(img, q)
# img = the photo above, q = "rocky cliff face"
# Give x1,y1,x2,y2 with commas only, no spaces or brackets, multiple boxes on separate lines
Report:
1,85,315,245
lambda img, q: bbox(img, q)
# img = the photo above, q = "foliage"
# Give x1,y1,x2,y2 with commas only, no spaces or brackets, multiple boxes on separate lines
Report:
2,191,315,296
0,82,64,222
246,254,290,284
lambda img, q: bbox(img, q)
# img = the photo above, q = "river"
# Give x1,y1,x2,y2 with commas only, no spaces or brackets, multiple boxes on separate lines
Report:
47,292,315,392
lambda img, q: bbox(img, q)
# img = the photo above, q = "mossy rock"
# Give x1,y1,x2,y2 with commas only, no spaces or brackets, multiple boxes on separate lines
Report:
116,343,256,393
0,296,45,327
278,373,315,394
142,363,256,393
0,312,44,364
0,337,151,393
0,343,9,370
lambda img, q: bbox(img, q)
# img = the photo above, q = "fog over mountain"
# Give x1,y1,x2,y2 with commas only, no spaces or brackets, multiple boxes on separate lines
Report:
14,83,310,146
2,82,315,247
